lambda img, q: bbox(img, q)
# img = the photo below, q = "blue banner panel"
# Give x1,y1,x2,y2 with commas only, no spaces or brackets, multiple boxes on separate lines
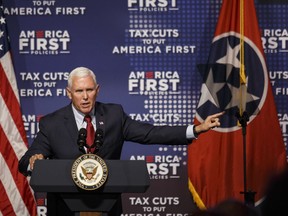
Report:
3,0,288,215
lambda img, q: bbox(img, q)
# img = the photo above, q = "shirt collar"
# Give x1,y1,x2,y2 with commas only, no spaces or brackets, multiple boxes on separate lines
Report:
71,104,95,128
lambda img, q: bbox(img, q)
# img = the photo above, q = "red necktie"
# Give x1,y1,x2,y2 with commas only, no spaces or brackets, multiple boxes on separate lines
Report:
84,115,95,153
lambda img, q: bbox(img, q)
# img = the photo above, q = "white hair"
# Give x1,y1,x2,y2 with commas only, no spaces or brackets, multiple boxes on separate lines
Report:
67,67,97,88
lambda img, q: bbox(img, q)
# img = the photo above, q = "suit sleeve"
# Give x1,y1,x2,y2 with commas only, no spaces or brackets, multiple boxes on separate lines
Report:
18,116,54,176
121,108,189,145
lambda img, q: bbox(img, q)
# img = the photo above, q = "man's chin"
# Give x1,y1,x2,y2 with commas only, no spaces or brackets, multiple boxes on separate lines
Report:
80,107,92,114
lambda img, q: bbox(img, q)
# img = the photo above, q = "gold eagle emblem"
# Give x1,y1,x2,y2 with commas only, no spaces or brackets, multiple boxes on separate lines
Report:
81,165,98,180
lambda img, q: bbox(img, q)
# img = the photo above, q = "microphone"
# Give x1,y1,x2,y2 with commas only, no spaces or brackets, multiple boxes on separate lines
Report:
94,128,103,153
77,128,87,153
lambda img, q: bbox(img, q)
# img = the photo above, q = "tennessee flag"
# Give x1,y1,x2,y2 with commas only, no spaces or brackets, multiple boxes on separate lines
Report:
0,1,37,215
188,0,287,209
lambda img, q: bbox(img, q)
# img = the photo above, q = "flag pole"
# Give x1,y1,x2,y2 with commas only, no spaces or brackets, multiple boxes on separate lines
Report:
236,110,256,206
237,0,256,206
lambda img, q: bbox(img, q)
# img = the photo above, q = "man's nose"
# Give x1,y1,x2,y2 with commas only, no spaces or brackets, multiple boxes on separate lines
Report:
83,91,88,98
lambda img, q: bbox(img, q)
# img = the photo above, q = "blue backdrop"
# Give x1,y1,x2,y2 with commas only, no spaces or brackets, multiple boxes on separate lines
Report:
3,0,288,215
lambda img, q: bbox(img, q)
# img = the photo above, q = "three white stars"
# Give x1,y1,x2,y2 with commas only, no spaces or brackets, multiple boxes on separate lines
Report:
198,39,259,111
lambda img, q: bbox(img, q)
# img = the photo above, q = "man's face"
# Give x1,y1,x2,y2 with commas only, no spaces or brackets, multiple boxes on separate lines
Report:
66,75,99,115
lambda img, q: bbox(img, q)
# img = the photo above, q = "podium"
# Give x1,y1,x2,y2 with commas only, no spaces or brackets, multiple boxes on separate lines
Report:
30,159,150,215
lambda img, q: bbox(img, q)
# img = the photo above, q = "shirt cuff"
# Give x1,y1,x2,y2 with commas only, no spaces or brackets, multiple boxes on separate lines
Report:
186,125,198,139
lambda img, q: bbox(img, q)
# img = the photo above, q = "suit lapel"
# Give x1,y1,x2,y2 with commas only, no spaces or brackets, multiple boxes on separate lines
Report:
95,102,105,139
63,105,78,144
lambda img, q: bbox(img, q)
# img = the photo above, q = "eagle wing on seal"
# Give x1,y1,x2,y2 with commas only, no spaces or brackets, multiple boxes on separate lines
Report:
81,166,87,176
92,166,98,176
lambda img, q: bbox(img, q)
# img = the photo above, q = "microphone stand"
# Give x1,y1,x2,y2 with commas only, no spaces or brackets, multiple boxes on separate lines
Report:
77,128,87,154
236,110,256,206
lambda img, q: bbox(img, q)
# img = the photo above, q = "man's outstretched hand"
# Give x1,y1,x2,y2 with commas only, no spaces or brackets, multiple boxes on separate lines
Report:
194,111,225,135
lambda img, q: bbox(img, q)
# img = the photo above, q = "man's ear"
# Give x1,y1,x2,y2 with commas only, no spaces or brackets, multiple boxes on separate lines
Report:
66,87,72,99
96,84,100,95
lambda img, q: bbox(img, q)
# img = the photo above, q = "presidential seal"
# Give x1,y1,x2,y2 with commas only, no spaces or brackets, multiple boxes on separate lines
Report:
71,154,108,190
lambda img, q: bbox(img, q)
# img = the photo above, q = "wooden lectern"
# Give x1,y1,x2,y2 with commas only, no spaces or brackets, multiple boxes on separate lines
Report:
30,160,150,216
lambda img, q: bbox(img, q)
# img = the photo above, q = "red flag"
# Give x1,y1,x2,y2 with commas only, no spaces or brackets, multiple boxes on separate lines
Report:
188,0,287,209
0,2,37,215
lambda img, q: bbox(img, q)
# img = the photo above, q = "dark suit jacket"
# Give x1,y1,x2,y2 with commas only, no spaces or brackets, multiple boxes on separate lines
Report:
19,102,189,176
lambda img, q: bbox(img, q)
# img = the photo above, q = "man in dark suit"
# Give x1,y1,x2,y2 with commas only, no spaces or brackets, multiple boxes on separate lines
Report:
18,66,223,215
